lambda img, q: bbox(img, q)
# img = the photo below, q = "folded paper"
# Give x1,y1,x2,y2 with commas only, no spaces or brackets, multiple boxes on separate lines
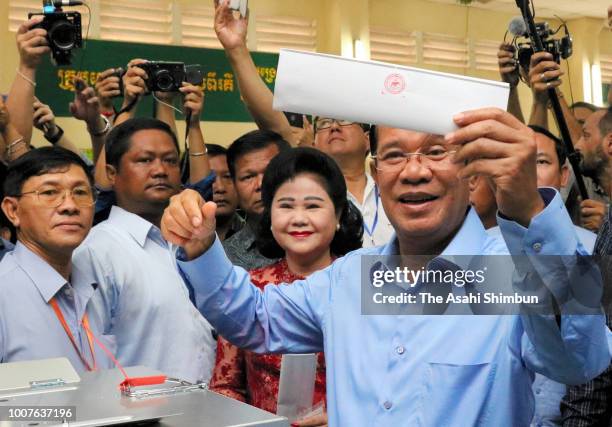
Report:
273,49,510,135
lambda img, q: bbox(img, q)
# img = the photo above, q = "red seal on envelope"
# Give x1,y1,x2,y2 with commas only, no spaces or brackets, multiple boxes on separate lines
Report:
384,73,406,94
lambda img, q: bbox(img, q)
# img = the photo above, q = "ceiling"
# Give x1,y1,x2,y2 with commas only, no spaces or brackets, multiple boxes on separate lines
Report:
426,0,610,20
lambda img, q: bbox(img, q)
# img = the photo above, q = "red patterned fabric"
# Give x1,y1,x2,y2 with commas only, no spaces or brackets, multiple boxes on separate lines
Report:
209,259,326,414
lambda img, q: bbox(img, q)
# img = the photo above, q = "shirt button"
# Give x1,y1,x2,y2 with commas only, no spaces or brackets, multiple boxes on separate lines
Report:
532,242,542,252
383,401,392,410
535,388,541,395
396,346,405,355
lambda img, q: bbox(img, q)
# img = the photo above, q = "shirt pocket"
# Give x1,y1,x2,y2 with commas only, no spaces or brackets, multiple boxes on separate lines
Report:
420,361,496,427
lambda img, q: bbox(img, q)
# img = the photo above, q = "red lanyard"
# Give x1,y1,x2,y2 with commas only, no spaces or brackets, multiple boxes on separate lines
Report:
50,297,97,372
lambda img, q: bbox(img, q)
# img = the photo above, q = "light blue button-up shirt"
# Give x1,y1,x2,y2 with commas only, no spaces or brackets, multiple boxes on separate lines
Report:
489,206,599,427
73,206,216,383
0,242,115,373
178,190,612,426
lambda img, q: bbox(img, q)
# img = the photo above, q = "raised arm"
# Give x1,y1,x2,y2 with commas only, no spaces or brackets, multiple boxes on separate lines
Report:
497,43,525,123
161,189,326,353
7,16,49,144
114,59,148,127
33,98,80,156
179,83,211,184
214,0,296,145
70,78,111,187
448,108,611,385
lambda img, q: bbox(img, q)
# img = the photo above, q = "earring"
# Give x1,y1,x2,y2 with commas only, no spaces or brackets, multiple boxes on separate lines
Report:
336,223,340,231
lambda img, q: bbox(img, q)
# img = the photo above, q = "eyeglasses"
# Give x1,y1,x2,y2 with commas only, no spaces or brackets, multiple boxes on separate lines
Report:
315,118,356,132
16,185,98,208
371,147,457,172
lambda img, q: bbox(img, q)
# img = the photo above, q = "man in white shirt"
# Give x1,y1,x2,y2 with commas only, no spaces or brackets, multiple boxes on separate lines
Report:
73,117,216,383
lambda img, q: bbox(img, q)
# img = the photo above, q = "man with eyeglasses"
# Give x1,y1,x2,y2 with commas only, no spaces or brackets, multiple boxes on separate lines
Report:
311,117,393,247
0,147,115,372
161,108,611,426
72,117,216,384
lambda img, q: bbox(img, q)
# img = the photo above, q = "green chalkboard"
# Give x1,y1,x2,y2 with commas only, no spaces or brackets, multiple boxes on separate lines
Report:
35,39,279,122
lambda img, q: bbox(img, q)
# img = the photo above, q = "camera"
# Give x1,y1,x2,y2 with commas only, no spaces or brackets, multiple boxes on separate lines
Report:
29,1,83,66
136,62,203,93
516,21,572,74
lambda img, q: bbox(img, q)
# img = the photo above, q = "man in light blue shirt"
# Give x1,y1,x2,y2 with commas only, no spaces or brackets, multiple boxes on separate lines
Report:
470,125,599,426
162,109,612,426
0,147,114,372
73,118,216,383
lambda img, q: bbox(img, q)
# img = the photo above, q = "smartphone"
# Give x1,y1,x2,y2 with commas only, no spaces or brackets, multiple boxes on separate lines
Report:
284,111,304,128
229,0,248,17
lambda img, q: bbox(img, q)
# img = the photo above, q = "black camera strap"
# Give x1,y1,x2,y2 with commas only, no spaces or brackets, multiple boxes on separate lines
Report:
516,0,588,200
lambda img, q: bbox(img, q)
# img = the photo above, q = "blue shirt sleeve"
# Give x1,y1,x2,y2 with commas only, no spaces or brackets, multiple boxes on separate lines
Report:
178,236,326,353
498,189,612,385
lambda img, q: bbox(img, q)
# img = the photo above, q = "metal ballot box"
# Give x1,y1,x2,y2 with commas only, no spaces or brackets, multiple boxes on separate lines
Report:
0,359,288,426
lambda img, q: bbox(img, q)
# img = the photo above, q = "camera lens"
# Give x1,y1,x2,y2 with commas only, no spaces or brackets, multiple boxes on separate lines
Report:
155,70,175,92
49,20,76,50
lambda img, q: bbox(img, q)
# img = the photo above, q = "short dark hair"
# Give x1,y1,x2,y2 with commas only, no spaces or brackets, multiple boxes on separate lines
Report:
105,117,179,169
570,101,598,113
3,147,94,197
598,107,612,138
226,130,291,180
256,147,363,258
206,143,228,157
529,125,566,169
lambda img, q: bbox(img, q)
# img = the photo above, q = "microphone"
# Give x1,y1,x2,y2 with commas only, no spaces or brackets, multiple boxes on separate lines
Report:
508,16,527,37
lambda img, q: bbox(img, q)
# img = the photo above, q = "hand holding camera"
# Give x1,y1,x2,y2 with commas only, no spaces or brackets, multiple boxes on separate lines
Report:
95,68,122,111
32,98,58,134
28,1,83,66
497,43,519,88
528,51,563,103
179,83,205,125
122,59,149,106
16,16,50,70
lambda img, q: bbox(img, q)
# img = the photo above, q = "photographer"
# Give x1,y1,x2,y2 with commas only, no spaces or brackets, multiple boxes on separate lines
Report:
154,83,212,187
95,68,123,122
33,98,81,156
527,52,582,143
6,16,49,145
497,43,526,123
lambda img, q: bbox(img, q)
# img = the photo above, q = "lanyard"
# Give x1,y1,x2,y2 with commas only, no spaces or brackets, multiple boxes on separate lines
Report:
363,186,380,239
50,297,97,372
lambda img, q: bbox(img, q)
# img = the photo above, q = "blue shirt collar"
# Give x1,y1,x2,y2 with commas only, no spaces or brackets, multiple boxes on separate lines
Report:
107,205,165,248
13,242,68,303
380,207,488,270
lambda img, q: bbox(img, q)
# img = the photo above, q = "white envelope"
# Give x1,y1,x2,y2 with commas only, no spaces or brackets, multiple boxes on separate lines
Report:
273,49,510,135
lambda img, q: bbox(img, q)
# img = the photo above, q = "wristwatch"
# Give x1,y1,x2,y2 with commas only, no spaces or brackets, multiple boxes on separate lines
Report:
89,114,111,137
44,125,64,145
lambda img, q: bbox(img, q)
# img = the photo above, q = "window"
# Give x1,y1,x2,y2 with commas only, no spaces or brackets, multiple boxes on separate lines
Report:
370,27,417,65
99,0,172,45
601,55,612,84
255,15,317,53
472,39,500,72
180,4,221,49
423,32,468,69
